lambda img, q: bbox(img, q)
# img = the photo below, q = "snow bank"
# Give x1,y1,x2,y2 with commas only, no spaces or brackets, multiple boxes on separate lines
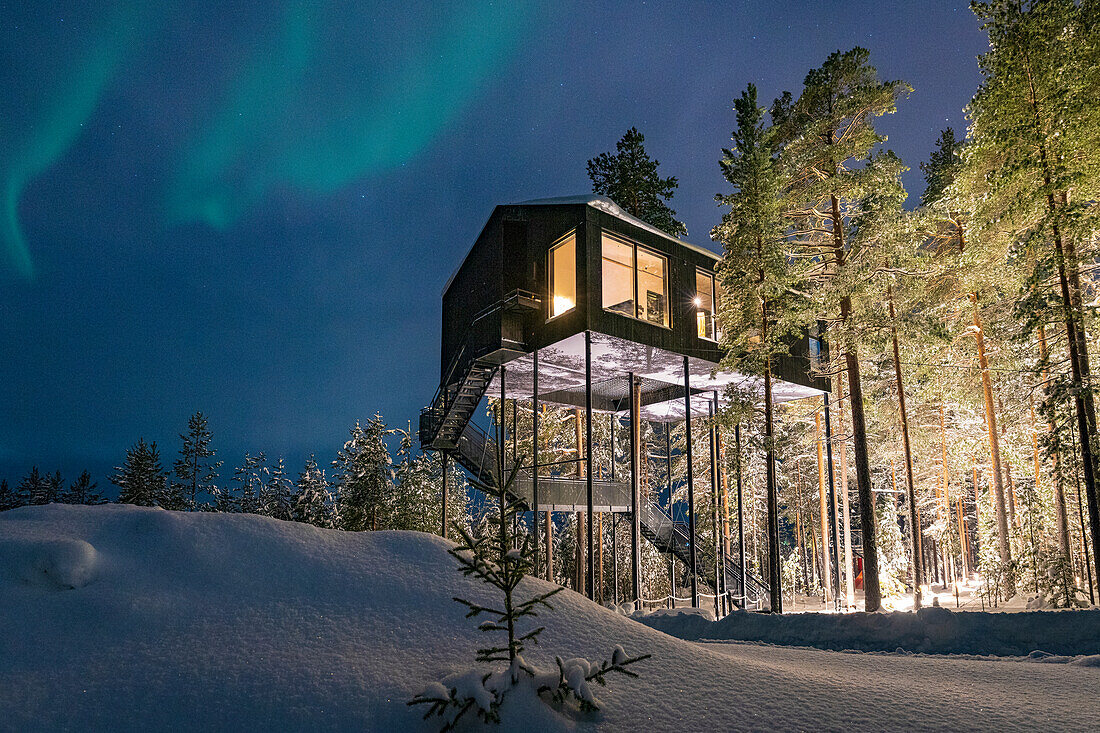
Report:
638,605,1100,656
2,504,1097,732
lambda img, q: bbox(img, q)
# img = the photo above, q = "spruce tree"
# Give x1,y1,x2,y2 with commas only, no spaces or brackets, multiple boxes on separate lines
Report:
173,411,221,510
0,478,20,511
292,454,334,528
17,467,51,506
63,470,106,505
233,452,267,515
587,127,687,237
45,471,64,504
770,47,910,611
260,456,294,520
333,416,393,531
713,83,806,612
111,439,168,507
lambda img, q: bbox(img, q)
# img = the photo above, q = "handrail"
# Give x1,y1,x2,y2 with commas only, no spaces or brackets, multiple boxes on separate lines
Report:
426,288,542,435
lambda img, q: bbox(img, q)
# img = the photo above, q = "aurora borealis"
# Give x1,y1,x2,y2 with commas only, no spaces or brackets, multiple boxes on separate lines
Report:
2,1,529,275
1,1,987,484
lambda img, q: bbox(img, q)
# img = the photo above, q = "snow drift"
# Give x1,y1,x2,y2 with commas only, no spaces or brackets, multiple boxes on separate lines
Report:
637,603,1100,657
2,504,1098,731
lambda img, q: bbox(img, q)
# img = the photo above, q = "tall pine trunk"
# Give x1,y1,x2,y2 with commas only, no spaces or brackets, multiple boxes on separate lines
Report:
972,293,1013,580
763,300,782,612
815,407,833,602
834,368,855,608
889,285,922,608
830,193,880,612
1022,48,1100,598
1039,327,1074,562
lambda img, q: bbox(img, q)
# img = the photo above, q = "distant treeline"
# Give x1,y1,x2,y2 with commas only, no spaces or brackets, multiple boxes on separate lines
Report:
0,411,470,535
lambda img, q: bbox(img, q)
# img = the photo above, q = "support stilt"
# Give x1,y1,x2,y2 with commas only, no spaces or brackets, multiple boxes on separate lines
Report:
630,373,642,607
585,331,595,600
532,348,540,578
684,356,699,608
441,452,449,540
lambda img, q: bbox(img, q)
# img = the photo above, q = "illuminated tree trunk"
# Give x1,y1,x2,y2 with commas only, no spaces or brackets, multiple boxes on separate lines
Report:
1039,326,1073,562
829,193,879,611
972,293,1013,580
889,285,921,608
815,407,833,602
834,369,855,609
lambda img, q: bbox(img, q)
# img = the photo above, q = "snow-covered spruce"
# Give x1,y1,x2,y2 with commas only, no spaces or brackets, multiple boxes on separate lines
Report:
409,462,649,729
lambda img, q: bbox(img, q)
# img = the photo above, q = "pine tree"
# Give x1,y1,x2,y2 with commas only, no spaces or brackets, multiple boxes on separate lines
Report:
111,439,168,507
966,0,1100,589
714,83,807,612
173,411,222,510
333,416,392,531
587,127,687,237
0,479,20,511
770,47,911,612
409,464,648,726
292,455,334,528
63,470,106,505
16,466,49,506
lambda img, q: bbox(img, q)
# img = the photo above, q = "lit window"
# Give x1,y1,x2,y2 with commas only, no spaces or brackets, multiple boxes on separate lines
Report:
601,231,669,327
602,234,634,317
637,248,667,326
549,232,576,318
696,269,717,340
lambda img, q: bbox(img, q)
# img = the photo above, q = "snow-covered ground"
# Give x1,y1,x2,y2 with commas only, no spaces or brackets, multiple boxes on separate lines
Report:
2,504,1097,731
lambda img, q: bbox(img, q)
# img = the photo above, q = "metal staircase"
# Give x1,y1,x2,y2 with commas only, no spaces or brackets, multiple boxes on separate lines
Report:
449,418,770,609
638,500,770,609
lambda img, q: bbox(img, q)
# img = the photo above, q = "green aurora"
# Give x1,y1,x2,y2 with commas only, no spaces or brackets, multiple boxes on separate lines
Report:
1,0,530,279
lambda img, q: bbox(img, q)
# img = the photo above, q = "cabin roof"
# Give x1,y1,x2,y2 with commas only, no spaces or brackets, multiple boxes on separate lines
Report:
515,194,721,263
444,194,721,296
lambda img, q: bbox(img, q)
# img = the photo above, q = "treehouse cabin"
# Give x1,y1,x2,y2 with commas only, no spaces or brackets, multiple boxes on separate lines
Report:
420,195,830,611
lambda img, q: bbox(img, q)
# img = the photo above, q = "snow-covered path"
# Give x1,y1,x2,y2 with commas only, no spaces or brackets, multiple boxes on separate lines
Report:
700,640,1097,731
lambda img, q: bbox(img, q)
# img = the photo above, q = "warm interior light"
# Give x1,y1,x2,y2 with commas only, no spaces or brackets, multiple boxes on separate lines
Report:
553,295,574,316
693,297,703,307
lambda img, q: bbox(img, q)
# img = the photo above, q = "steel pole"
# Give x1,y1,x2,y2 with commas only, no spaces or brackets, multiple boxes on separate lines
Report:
532,348,540,578
736,423,746,608
585,331,595,600
684,356,699,608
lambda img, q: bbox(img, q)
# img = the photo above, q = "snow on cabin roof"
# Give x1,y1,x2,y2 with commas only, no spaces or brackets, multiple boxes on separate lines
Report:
516,194,721,262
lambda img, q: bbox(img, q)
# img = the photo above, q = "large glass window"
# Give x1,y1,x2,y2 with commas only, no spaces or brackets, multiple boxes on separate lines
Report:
601,231,669,327
695,268,718,340
549,232,576,318
601,234,635,317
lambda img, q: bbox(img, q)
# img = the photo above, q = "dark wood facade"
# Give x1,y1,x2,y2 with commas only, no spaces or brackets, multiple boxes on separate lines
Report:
439,197,827,394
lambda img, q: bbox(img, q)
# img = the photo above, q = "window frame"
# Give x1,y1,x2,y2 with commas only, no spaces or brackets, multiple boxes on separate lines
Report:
547,230,577,320
600,230,671,329
695,267,719,342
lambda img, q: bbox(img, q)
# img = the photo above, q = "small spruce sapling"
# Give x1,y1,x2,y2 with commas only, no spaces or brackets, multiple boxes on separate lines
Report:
409,461,649,729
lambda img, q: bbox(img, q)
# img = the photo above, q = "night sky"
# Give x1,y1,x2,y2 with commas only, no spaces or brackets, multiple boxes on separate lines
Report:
1,1,986,486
